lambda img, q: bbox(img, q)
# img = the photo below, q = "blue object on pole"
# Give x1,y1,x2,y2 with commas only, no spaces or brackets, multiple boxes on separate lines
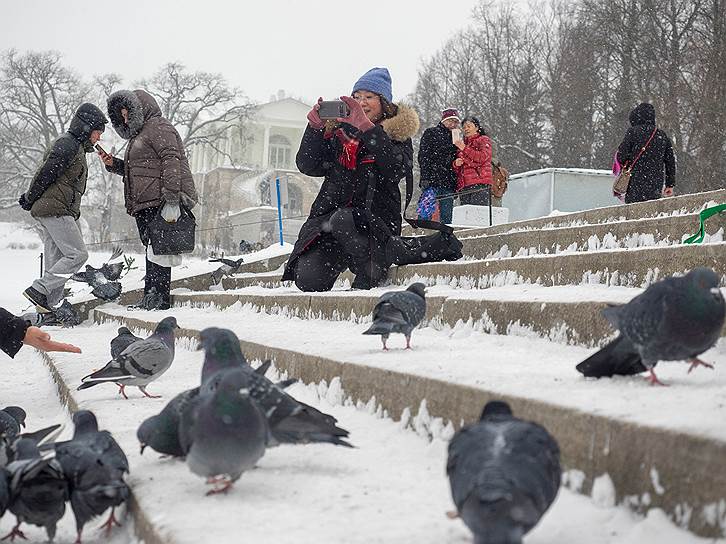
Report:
275,177,284,246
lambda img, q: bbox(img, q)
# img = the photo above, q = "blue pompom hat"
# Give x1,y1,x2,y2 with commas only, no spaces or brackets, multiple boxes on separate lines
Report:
352,67,393,103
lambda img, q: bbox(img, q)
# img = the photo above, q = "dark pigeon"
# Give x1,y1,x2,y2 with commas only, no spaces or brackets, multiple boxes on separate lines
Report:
71,264,122,301
78,317,179,399
447,401,561,544
137,387,200,458
110,327,142,360
3,438,69,542
577,267,725,385
0,467,9,519
363,282,427,349
179,368,268,495
209,257,244,285
199,328,351,447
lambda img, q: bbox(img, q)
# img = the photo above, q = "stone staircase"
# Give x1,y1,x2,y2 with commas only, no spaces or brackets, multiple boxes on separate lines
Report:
76,187,726,539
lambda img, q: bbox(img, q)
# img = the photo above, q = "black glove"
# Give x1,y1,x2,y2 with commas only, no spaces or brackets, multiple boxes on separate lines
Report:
18,194,33,211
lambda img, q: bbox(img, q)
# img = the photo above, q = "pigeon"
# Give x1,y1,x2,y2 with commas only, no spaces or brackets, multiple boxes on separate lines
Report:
78,316,179,399
576,267,725,385
209,257,244,285
447,401,561,544
0,466,9,519
179,368,269,495
70,264,122,301
198,328,351,447
3,438,69,542
51,411,129,541
110,327,142,360
363,282,427,349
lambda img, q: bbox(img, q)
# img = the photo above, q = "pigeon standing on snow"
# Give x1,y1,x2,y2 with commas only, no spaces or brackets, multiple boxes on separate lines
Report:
363,282,427,349
110,327,142,359
447,401,561,544
576,267,725,385
0,406,61,468
77,317,179,399
209,257,244,285
179,368,269,495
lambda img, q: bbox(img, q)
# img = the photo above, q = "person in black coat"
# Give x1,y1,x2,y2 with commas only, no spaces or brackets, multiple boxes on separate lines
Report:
0,308,81,358
617,102,676,204
418,109,460,223
282,68,420,291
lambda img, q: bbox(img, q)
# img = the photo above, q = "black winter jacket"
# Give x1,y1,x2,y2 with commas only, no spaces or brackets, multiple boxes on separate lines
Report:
0,308,29,358
282,105,420,282
617,103,676,204
418,123,458,191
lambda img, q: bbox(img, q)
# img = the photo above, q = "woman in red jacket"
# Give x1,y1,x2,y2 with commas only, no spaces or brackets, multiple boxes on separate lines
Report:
453,117,493,205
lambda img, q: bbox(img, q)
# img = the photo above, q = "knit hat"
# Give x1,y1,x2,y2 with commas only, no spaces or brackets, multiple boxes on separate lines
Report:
441,108,460,122
352,67,393,103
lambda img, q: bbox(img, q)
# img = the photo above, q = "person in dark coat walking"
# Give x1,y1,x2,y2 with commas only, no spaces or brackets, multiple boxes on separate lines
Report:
18,103,108,313
417,108,460,223
100,90,198,310
282,68,420,291
617,102,676,204
0,308,81,358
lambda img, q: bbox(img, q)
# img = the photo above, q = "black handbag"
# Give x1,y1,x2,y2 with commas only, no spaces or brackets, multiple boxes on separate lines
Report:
148,206,196,255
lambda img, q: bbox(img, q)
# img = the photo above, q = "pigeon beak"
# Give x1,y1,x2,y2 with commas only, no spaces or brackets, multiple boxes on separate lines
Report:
139,443,147,455
21,422,26,429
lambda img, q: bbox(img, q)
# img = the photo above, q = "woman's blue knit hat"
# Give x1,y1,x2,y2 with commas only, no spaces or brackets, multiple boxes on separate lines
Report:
352,67,393,102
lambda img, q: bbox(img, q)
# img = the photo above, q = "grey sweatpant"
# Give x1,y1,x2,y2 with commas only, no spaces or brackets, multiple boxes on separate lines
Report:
32,216,88,306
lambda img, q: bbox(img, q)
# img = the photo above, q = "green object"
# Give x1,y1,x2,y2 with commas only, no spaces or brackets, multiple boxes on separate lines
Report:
683,203,726,244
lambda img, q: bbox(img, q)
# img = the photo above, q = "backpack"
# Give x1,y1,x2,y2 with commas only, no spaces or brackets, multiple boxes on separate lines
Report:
491,161,509,198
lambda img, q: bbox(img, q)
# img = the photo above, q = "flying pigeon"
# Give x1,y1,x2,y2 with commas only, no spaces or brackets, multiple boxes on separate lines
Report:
199,328,351,447
447,401,561,544
3,438,69,542
363,282,427,349
77,317,179,399
51,411,129,540
70,264,122,301
209,257,244,285
576,267,725,385
110,327,142,360
179,368,269,495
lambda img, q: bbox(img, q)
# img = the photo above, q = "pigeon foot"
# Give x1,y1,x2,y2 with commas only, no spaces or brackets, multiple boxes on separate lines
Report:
445,510,460,519
74,530,82,544
687,358,714,374
405,336,412,349
205,478,233,496
646,368,669,386
0,525,27,542
116,384,129,399
98,507,122,536
139,387,162,399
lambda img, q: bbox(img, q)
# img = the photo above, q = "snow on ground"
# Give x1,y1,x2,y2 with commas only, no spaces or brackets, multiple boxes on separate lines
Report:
29,322,720,544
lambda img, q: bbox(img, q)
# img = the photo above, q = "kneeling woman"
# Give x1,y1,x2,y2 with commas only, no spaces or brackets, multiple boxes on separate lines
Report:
282,68,419,291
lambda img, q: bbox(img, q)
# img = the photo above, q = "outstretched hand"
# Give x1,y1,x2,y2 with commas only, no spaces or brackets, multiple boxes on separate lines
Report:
336,96,375,133
23,327,82,354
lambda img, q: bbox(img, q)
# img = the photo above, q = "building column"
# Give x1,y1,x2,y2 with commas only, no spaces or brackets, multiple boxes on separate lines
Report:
262,124,271,169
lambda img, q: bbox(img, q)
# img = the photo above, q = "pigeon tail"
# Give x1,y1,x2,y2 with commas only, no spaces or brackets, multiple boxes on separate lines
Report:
576,335,647,378
92,282,122,301
270,407,352,448
362,319,396,336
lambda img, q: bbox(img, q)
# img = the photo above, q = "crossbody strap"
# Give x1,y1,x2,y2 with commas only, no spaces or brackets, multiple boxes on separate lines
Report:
629,126,658,169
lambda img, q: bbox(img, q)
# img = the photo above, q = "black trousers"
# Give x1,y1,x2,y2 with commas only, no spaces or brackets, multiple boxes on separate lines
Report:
459,184,491,206
135,206,172,303
294,209,387,292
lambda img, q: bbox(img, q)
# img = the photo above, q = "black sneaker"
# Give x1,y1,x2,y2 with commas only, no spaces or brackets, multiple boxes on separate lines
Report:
23,287,53,313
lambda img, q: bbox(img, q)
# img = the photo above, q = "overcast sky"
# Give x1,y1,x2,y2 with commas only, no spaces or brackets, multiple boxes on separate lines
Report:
1,0,483,105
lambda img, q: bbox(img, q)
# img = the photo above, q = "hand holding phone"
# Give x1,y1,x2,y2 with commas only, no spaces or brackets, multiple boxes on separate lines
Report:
95,143,114,166
318,100,350,120
451,128,462,144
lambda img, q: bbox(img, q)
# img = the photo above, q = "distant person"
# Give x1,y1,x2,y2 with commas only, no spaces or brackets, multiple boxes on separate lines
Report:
453,117,493,206
418,108,461,223
616,102,676,203
0,307,81,358
282,67,419,291
99,89,198,310
18,103,108,314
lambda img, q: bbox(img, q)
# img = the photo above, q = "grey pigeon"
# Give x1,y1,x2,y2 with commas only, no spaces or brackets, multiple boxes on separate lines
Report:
78,317,179,399
199,328,351,447
99,262,125,282
3,438,69,542
0,467,9,519
179,368,268,495
52,411,129,541
577,267,725,385
447,401,561,544
110,326,142,359
71,264,122,301
209,257,244,285
363,282,427,349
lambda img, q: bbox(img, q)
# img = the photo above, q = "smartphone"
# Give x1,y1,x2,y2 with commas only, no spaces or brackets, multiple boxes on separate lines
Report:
451,128,462,143
318,100,350,120
94,143,108,155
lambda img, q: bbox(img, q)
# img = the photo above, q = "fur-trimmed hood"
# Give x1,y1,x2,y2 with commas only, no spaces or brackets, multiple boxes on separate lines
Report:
325,103,420,142
107,89,162,140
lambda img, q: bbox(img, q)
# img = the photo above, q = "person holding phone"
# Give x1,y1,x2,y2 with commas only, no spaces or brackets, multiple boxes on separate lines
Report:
417,108,461,223
453,116,493,206
100,89,198,310
18,103,107,315
282,67,420,291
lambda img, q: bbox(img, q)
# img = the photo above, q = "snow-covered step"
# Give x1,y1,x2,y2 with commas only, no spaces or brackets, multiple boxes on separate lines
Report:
84,307,726,539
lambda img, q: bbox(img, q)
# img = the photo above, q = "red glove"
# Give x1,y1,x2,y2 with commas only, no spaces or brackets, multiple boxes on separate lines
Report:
307,97,325,130
337,96,375,133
